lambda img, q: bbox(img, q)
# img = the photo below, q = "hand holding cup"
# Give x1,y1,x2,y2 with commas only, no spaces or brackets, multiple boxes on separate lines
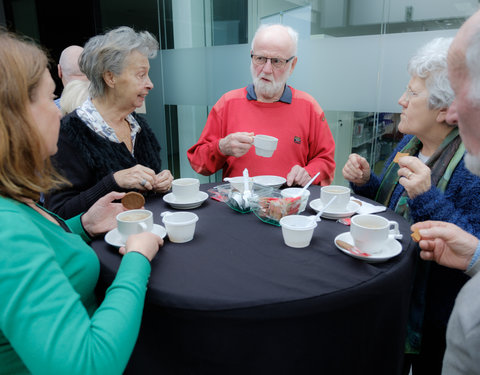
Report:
219,132,254,157
119,231,163,262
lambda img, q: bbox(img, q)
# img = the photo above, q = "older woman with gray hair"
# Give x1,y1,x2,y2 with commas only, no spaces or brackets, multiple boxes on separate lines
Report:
46,26,173,218
343,37,480,374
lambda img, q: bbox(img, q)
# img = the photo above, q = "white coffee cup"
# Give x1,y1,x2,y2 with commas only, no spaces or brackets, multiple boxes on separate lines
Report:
253,135,278,157
161,211,199,243
279,215,317,248
116,209,154,242
281,188,311,213
320,185,350,211
171,178,200,201
350,214,400,254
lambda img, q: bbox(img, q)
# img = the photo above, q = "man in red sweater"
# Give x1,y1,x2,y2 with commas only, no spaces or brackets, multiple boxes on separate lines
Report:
187,24,335,187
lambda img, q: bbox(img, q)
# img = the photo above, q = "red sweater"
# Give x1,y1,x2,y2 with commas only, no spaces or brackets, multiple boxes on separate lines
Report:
187,86,335,185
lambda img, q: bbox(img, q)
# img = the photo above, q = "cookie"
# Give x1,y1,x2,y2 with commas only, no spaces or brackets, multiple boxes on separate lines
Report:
393,152,409,163
121,191,145,209
411,229,421,242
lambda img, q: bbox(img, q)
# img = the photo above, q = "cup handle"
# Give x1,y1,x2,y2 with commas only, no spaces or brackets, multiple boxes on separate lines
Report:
388,221,403,240
161,211,172,218
388,221,399,233
138,222,148,232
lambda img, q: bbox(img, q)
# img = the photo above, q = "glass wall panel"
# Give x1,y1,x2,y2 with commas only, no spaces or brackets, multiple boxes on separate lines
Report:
212,0,248,46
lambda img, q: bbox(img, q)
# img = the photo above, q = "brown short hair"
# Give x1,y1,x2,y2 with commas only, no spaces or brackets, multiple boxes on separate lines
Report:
0,29,67,202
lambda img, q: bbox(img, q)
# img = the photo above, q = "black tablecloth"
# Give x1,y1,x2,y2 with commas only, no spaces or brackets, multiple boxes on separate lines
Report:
92,183,417,375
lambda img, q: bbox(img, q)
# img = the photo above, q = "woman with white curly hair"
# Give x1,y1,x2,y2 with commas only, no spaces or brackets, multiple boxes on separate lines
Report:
46,26,173,219
343,37,480,374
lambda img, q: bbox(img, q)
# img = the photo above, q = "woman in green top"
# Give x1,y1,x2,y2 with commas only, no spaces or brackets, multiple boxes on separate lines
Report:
0,29,163,374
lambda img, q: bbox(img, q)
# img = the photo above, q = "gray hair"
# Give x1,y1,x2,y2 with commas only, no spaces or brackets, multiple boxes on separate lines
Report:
407,37,454,109
251,24,299,56
466,28,480,103
79,26,159,98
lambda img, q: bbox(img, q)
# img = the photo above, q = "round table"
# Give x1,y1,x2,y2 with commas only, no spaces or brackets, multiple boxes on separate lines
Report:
92,183,417,375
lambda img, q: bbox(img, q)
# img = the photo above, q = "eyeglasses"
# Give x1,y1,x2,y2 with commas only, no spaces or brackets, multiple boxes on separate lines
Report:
404,86,427,101
251,54,295,69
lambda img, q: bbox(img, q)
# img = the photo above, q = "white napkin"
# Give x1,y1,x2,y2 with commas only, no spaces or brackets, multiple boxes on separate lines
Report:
351,197,387,215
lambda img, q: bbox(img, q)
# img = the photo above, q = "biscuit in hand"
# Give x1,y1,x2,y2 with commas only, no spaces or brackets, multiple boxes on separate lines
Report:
121,191,145,209
411,228,421,242
394,152,409,163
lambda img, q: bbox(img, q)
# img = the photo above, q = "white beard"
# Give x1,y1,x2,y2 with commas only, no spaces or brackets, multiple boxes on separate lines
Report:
250,64,288,99
465,152,480,176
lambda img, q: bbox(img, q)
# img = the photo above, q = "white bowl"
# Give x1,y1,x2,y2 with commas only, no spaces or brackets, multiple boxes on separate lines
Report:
252,175,286,189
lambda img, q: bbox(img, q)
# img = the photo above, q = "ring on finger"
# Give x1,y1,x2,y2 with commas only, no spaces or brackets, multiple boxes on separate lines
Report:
140,178,147,187
407,172,413,179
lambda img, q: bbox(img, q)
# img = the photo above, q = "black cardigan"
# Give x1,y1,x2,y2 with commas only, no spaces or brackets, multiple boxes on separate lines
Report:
45,111,162,219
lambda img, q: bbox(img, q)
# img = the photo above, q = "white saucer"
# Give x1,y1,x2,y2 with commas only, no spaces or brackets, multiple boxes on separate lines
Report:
105,224,167,247
334,232,402,263
309,199,361,219
252,175,286,189
163,191,208,209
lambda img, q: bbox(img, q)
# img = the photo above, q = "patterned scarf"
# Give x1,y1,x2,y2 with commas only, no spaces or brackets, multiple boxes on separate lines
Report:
375,127,464,222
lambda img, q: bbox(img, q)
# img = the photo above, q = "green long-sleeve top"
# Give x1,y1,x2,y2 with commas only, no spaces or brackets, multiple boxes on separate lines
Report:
0,196,151,374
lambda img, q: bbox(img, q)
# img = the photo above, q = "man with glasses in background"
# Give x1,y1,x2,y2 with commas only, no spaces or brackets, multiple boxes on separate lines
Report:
187,24,335,187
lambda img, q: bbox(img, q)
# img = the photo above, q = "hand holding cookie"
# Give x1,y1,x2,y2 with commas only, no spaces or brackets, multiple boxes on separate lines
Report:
393,152,409,163
81,192,128,237
411,221,479,271
397,155,432,199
